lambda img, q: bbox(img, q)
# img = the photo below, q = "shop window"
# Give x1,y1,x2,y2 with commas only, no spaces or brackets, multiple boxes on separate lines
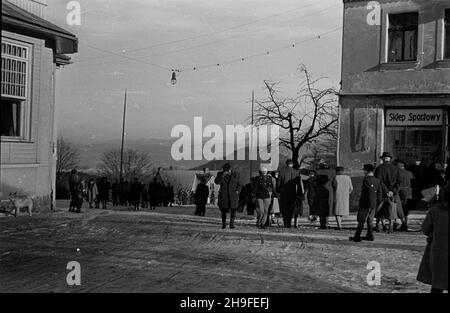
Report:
445,9,450,59
1,40,29,140
388,12,418,62
385,127,443,166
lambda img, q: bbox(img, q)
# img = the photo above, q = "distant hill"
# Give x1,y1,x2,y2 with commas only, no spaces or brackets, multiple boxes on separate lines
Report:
73,137,335,174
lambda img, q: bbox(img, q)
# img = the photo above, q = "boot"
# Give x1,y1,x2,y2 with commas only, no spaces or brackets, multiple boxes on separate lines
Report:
350,225,363,242
362,223,374,241
293,217,298,228
230,210,236,229
221,211,227,229
362,234,374,241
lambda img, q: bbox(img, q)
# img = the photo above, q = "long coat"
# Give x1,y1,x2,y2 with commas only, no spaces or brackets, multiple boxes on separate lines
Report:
215,171,241,211
417,203,448,290
194,183,209,206
332,174,353,216
374,161,400,195
277,166,303,216
311,174,331,216
398,169,414,201
358,176,382,210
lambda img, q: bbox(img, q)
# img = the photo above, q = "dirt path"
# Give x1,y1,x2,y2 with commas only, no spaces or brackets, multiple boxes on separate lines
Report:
0,207,430,293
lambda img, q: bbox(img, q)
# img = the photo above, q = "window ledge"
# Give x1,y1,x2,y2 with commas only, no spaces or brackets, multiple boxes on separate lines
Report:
379,61,420,71
0,138,34,143
436,60,450,69
0,163,39,169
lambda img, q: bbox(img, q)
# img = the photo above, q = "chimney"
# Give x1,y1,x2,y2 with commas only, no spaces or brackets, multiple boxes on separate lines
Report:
7,0,48,19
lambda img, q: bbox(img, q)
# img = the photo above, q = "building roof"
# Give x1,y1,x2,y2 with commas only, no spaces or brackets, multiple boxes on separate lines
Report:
2,0,78,55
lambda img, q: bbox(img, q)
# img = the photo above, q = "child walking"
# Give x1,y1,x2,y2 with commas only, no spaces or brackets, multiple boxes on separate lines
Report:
350,164,382,242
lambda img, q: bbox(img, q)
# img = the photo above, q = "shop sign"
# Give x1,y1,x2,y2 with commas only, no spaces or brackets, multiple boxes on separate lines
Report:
386,108,443,126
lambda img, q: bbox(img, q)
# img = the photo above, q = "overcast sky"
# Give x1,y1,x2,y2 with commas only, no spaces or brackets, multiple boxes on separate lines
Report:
46,0,343,144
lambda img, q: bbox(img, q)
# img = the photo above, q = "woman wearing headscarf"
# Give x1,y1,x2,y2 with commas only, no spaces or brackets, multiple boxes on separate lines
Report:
417,182,449,293
215,163,241,229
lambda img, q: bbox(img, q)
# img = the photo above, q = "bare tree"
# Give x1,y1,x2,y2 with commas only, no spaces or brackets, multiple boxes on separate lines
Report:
253,64,338,169
56,137,79,177
97,148,153,181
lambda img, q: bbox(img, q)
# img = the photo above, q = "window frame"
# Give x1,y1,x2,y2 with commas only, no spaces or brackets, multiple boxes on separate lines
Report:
1,37,32,142
387,12,419,63
444,9,450,60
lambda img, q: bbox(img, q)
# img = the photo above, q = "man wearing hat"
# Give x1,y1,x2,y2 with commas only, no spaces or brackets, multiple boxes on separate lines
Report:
278,159,304,228
350,164,382,242
215,163,241,229
396,160,414,231
374,152,403,231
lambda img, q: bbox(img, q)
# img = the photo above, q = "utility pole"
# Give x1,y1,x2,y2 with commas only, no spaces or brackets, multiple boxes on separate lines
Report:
119,89,127,181
249,90,254,181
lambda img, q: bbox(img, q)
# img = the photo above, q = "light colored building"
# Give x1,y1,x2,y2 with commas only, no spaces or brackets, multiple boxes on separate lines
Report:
338,0,450,174
1,0,78,210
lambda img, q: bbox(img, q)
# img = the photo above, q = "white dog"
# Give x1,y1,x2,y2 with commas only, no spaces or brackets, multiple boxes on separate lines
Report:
9,192,34,217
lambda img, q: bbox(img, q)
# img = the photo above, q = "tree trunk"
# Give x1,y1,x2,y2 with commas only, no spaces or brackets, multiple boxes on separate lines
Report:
292,149,300,170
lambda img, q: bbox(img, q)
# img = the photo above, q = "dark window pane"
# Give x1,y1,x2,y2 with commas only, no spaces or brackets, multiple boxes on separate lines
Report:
404,12,419,28
404,30,417,60
1,98,21,137
388,12,418,62
388,31,404,62
385,127,443,165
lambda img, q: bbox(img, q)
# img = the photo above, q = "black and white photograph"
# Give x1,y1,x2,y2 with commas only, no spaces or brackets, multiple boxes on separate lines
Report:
0,0,449,301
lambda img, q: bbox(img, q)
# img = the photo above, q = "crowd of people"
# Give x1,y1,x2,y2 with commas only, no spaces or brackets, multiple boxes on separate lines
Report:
66,151,448,293
211,153,449,234
210,154,448,293
68,172,176,212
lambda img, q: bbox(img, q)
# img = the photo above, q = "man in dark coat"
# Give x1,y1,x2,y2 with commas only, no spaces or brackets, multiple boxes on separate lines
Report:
409,157,425,203
194,178,209,216
374,152,403,231
214,163,241,229
118,178,126,206
305,170,317,221
148,177,161,210
350,164,382,242
68,169,79,212
313,173,331,229
397,160,414,231
97,177,110,210
111,179,119,206
130,177,142,211
239,181,256,215
277,159,304,228
161,182,169,207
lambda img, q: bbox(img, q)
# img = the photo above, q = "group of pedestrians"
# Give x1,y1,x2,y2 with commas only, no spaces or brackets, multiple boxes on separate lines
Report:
68,172,175,212
111,177,174,210
212,153,448,236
